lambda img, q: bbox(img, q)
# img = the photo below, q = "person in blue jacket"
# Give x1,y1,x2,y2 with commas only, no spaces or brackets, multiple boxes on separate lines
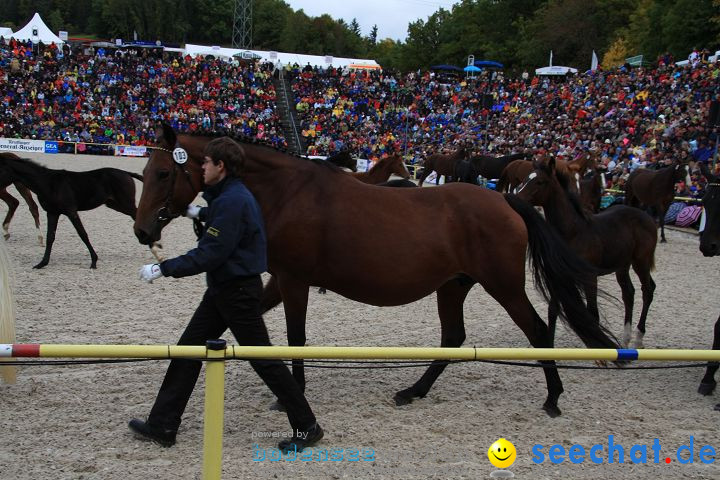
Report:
131,136,323,452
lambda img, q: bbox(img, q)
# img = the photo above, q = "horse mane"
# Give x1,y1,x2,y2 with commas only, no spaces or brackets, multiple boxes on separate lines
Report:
185,130,343,173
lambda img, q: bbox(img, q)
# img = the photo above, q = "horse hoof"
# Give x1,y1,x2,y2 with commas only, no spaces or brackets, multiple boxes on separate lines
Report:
3,233,8,240
542,402,562,418
660,238,667,244
269,400,286,412
33,262,47,269
714,403,720,412
393,388,418,406
698,382,717,396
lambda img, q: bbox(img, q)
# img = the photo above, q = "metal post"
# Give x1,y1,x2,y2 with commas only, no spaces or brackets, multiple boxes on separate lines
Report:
203,339,227,480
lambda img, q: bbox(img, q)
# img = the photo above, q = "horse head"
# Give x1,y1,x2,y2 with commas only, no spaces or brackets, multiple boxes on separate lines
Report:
326,150,357,172
516,156,557,207
699,162,720,256
389,155,411,179
134,124,204,245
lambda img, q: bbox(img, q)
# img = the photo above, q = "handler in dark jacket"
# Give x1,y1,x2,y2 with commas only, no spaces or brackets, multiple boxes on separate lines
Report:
131,137,323,452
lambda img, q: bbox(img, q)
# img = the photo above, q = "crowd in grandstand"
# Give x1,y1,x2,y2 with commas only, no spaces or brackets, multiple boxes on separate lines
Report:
0,37,287,153
1,35,718,195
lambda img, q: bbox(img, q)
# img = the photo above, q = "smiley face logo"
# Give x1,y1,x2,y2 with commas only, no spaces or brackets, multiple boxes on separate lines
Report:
488,438,517,468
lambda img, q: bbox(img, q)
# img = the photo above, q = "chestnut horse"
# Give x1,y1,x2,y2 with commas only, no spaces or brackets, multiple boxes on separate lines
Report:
497,153,595,194
696,162,720,405
352,155,411,184
416,145,467,186
516,158,657,348
625,161,691,242
134,125,620,417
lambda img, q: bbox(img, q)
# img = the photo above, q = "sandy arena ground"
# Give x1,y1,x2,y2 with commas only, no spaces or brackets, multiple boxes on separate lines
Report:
1,152,720,479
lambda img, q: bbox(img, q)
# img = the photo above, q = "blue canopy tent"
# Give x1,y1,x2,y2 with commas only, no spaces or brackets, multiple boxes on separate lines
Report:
463,65,481,72
430,64,463,72
474,60,504,69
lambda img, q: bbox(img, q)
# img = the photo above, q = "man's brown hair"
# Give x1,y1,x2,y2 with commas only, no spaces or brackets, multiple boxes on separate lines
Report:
203,137,246,177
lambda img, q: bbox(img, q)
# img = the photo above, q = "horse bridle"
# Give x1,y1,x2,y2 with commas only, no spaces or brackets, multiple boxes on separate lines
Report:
152,143,204,239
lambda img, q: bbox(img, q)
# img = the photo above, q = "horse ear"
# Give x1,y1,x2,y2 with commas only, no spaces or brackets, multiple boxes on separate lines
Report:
156,123,177,148
548,156,556,172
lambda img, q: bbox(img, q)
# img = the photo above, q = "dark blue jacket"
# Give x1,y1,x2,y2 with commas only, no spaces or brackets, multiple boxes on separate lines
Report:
159,176,267,289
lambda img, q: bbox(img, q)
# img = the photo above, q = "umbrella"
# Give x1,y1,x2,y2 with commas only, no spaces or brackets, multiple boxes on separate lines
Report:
463,65,481,72
474,60,504,69
431,64,462,72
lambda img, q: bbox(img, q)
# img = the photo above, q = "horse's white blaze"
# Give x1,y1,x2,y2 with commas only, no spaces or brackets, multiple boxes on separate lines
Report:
685,167,692,192
575,172,580,192
516,172,536,194
0,237,16,384
622,323,632,348
600,172,607,192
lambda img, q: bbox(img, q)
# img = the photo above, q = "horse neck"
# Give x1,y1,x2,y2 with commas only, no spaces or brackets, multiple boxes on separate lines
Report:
361,160,393,183
2,158,49,194
542,180,588,240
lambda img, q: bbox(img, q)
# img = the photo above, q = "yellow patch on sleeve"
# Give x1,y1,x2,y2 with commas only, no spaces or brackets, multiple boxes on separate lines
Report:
207,227,220,237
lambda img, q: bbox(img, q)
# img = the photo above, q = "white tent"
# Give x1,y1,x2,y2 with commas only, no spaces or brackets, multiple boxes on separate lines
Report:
0,27,12,39
535,66,577,76
183,43,380,70
11,13,64,45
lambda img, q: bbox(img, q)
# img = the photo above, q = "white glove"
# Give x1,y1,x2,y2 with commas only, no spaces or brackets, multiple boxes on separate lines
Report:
184,205,202,219
139,263,163,283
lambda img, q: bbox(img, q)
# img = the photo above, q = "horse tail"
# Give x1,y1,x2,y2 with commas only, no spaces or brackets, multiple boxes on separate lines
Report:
504,193,620,349
0,237,16,384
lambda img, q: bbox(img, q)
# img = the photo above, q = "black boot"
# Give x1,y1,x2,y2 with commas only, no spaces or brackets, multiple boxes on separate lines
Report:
128,418,177,447
278,423,324,453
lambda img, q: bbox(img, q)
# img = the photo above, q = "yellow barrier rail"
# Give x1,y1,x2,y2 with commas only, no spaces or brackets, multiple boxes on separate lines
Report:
4,342,720,479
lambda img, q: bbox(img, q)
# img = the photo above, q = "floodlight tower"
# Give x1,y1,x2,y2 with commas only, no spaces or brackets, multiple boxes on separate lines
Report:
232,0,253,48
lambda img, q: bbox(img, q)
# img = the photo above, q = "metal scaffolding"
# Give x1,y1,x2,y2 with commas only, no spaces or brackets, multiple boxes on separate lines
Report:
232,0,253,49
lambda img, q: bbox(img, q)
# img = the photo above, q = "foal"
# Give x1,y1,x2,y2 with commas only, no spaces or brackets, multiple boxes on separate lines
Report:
0,153,144,269
517,158,657,347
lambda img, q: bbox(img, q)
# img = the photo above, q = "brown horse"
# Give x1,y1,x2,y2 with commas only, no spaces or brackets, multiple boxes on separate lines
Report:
0,177,43,246
696,162,720,404
324,150,357,172
352,155,411,184
498,153,594,194
134,126,620,417
417,145,467,186
625,161,691,242
0,153,146,269
579,165,607,214
516,157,657,348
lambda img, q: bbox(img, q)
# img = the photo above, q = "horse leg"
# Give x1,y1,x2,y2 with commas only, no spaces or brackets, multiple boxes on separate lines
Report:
34,212,59,269
659,205,668,243
276,275,310,391
501,292,563,417
632,264,655,349
699,313,720,396
417,168,431,187
615,269,635,348
15,184,43,246
394,280,472,406
0,189,19,240
67,212,99,269
260,275,283,314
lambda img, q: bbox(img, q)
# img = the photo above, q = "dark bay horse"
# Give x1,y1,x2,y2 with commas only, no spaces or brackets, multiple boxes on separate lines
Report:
324,150,357,172
625,161,691,242
0,169,43,245
696,163,720,403
134,125,620,417
352,155,411,184
516,157,657,348
417,145,467,186
579,165,607,214
457,152,533,185
0,153,145,269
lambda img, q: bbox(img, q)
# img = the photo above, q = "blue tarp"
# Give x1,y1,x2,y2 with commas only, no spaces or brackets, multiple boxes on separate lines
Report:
474,60,504,69
430,64,462,72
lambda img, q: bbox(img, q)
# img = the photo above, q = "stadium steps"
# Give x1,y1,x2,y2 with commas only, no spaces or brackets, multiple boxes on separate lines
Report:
273,72,305,155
